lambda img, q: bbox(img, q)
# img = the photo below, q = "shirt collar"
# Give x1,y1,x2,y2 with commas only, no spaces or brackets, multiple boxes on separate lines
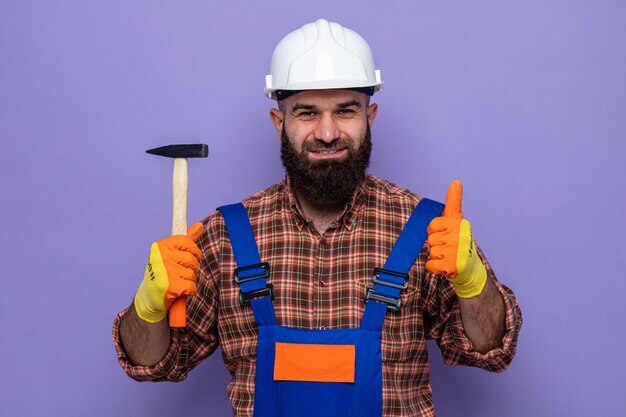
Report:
283,175,368,232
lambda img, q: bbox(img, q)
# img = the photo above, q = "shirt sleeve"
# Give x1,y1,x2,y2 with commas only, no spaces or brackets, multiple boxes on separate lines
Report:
111,220,222,382
422,242,523,373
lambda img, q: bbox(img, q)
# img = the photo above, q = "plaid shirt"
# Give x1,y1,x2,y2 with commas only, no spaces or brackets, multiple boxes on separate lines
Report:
113,174,522,417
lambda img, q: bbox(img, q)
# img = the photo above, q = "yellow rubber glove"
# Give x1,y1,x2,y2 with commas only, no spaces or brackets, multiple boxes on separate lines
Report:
426,181,487,298
134,222,204,323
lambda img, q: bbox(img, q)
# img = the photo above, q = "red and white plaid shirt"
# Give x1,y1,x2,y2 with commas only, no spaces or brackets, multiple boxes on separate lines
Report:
113,174,522,417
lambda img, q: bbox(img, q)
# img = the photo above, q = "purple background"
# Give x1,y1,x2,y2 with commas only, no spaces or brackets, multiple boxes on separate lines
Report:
1,1,625,416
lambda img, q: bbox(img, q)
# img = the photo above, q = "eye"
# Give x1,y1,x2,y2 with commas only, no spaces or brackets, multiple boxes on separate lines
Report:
337,109,356,117
297,111,316,118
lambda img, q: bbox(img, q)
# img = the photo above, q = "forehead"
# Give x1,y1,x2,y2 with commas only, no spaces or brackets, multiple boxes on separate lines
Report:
284,89,367,109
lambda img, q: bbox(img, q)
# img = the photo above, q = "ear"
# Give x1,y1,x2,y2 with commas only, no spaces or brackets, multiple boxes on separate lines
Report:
366,103,378,127
269,108,284,137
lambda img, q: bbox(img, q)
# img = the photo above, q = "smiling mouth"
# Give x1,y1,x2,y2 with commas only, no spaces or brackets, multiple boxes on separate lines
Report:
308,148,348,159
314,149,343,154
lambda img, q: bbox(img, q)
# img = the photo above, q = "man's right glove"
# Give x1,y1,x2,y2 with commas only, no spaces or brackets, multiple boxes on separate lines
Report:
134,222,204,323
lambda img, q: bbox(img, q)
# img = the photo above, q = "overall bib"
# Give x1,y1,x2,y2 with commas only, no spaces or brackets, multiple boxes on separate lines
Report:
219,198,443,417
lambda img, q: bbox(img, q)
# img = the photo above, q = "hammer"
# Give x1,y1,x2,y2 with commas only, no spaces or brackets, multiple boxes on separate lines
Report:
146,143,209,327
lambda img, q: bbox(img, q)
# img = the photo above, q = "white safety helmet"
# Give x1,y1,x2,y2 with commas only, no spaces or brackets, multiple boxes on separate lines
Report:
265,19,383,100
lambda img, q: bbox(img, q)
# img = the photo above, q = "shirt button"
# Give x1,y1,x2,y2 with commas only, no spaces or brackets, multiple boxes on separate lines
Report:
319,280,326,287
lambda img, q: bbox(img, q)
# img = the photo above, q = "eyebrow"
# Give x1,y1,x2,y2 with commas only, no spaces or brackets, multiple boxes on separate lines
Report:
290,100,362,113
336,100,362,109
290,103,316,113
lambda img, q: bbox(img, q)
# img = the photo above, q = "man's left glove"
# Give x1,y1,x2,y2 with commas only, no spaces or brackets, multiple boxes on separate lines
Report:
134,222,204,323
426,181,487,298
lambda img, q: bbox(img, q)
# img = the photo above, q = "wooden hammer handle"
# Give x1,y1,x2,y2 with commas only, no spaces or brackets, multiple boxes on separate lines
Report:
169,158,188,327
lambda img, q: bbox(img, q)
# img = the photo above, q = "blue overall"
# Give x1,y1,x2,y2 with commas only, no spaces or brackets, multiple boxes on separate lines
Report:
218,198,443,417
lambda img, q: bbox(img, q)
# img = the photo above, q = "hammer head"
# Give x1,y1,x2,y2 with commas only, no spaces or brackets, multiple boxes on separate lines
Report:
146,144,209,159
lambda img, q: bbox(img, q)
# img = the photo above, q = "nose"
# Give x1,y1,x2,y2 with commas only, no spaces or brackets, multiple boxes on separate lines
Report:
313,113,340,144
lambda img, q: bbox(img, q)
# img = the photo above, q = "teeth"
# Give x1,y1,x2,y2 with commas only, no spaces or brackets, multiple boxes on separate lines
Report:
317,150,338,154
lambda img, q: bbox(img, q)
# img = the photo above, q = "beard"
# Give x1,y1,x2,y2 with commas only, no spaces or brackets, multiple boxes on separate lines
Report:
280,124,372,204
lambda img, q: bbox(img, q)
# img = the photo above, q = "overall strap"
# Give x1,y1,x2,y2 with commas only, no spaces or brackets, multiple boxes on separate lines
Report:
218,203,277,326
361,198,444,331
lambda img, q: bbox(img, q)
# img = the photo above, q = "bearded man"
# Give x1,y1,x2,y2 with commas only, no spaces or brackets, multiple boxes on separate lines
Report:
113,19,522,417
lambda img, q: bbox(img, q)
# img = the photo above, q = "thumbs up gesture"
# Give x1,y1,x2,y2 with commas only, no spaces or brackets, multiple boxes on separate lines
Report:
426,181,487,298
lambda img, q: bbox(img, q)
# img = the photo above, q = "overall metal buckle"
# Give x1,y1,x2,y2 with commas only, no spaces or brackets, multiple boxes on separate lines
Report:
364,267,409,312
234,262,270,283
372,267,409,289
234,262,273,307
239,284,274,307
